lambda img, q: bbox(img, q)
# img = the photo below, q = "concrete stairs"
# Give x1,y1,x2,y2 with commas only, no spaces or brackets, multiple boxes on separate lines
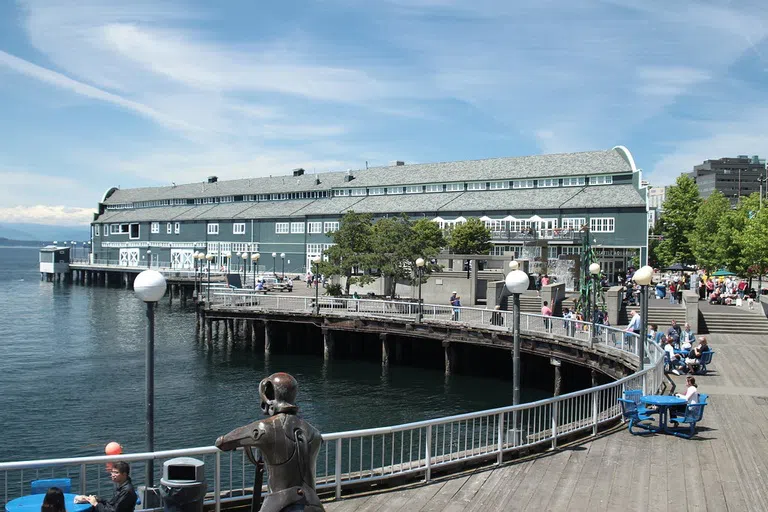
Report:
699,309,768,334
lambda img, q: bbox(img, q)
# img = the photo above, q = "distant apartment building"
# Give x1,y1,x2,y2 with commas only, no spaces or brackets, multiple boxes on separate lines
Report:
648,186,666,210
689,155,766,205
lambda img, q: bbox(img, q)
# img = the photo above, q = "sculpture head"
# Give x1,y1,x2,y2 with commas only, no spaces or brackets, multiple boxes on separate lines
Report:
260,372,299,416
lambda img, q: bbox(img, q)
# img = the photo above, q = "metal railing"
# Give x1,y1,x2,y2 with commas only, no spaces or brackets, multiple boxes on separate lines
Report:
1,294,662,509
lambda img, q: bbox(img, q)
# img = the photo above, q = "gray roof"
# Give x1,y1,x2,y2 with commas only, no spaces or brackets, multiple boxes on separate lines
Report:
102,148,634,205
96,184,645,224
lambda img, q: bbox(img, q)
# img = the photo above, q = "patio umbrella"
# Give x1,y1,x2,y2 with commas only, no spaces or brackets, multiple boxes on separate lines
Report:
664,263,694,271
711,268,737,277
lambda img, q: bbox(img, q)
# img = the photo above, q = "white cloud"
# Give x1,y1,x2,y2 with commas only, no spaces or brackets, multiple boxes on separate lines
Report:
0,205,95,225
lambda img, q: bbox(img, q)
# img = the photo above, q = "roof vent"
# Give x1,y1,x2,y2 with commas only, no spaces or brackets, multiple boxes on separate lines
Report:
344,170,355,182
207,176,218,183
315,177,321,185
390,160,405,166
293,168,305,177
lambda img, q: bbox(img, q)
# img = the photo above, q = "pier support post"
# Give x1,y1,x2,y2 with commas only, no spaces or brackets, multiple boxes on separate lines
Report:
214,320,219,340
323,329,334,360
206,318,213,345
552,358,562,397
228,319,235,343
245,320,253,346
443,340,454,376
380,333,389,367
264,321,272,355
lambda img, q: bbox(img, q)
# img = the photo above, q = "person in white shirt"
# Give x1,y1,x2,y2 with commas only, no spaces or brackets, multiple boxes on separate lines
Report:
670,376,699,422
626,310,641,334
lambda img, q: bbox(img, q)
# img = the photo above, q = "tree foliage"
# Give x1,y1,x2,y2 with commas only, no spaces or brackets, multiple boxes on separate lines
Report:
736,193,768,277
447,218,492,255
370,215,414,298
655,175,701,266
690,190,729,272
322,211,375,295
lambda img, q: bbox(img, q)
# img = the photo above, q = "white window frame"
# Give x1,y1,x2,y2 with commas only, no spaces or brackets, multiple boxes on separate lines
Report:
207,223,219,235
350,188,366,196
334,189,350,197
94,225,100,236
291,222,305,234
368,187,385,196
151,222,159,234
589,175,613,185
537,178,559,188
563,177,586,187
405,185,423,194
129,223,140,240
167,223,173,234
174,222,180,234
110,224,120,235
308,222,323,234
324,221,340,233
561,218,586,230
103,225,108,237
445,183,464,192
275,222,289,234
590,217,615,233
467,182,486,191
233,223,246,235
425,184,442,193
489,181,509,190
512,180,535,189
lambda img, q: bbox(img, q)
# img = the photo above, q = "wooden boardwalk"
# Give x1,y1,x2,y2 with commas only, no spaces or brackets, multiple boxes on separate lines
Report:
324,332,768,511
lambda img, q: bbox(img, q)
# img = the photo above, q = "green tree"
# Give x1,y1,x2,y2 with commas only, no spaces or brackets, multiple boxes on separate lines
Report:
740,207,768,278
323,211,376,295
655,175,701,266
447,218,492,255
691,190,729,272
407,218,446,284
370,214,414,298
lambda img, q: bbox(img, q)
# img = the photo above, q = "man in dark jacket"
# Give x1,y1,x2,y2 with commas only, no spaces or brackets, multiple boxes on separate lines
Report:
76,461,137,512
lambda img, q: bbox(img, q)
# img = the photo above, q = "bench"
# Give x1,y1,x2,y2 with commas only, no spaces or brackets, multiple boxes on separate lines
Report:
618,398,655,435
693,351,714,374
669,398,707,439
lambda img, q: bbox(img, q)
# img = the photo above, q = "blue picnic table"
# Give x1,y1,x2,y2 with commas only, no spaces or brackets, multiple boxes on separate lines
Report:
641,395,686,432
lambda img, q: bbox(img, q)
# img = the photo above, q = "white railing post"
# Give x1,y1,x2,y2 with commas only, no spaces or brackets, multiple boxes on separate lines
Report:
592,389,599,436
551,402,558,450
497,412,504,464
334,439,343,499
425,425,432,482
214,450,221,512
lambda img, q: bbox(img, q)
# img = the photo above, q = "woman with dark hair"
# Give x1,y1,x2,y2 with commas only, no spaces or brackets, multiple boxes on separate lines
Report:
41,487,66,512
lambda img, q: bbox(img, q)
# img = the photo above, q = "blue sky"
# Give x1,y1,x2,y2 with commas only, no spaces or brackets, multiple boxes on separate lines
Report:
0,0,767,225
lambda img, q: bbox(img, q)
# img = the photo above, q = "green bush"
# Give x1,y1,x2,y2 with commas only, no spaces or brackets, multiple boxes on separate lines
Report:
326,283,343,296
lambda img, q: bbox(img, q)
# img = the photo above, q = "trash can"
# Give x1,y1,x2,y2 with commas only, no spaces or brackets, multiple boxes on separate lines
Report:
159,457,207,512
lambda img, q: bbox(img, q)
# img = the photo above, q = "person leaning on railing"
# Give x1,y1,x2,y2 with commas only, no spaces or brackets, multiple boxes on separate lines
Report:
75,461,136,512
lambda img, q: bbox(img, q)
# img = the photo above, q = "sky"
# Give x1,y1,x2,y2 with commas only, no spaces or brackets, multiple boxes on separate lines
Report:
0,0,767,226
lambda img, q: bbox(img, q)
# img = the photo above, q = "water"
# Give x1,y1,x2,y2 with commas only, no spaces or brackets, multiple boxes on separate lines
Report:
0,248,538,463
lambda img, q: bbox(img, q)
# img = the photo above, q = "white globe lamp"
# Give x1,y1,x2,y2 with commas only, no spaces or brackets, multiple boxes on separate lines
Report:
505,269,529,294
134,270,167,303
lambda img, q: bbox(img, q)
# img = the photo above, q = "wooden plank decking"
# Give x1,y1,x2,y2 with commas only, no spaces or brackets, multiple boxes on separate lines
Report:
325,332,768,511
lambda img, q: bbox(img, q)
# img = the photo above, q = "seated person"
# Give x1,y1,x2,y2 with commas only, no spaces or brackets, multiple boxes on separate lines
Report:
666,320,681,346
76,461,137,512
663,336,684,374
679,323,695,351
670,376,700,422
709,290,721,304
256,280,264,291
684,337,711,374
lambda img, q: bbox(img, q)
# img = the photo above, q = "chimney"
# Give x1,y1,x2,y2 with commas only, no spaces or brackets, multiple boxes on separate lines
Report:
315,177,321,185
293,168,305,177
344,169,355,182
390,160,405,166
207,176,218,183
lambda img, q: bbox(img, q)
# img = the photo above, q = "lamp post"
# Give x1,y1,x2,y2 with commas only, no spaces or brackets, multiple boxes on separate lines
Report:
206,254,214,303
313,255,322,315
241,252,248,282
506,268,529,406
192,252,199,296
633,265,653,367
280,252,286,279
133,269,167,487
271,252,277,277
589,262,601,345
251,253,260,289
416,257,425,322
146,249,151,269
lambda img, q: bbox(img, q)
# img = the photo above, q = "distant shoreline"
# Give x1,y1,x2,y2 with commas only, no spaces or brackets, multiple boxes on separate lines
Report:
0,245,46,249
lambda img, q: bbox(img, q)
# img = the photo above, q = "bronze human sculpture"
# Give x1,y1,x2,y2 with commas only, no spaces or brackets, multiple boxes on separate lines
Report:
216,372,324,512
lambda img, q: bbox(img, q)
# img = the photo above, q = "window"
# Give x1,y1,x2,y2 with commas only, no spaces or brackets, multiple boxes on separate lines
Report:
275,222,289,234
151,222,159,234
334,189,350,197
589,175,613,185
489,181,509,190
103,225,108,237
425,184,442,193
562,177,586,187
291,222,305,234
219,196,234,203
445,183,464,192
308,222,322,234
167,223,172,234
405,185,423,194
129,223,140,240
590,217,615,232
233,223,246,235
467,182,487,191
207,223,219,235
387,187,403,195
369,187,385,195
538,178,558,188
324,221,340,233
512,180,535,189
94,225,100,236
351,188,366,196
110,224,120,235
561,218,586,230
174,222,180,234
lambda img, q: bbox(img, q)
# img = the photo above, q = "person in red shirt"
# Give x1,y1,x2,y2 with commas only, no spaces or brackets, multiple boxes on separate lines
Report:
541,301,553,331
